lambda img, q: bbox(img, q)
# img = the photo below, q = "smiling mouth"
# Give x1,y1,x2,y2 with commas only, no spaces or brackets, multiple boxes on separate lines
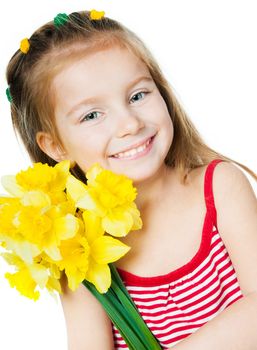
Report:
110,136,155,159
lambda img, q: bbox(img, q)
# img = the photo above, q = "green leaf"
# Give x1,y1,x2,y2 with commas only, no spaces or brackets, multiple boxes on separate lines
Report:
82,264,162,349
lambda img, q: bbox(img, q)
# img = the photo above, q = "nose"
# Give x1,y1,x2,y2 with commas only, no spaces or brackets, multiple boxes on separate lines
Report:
115,108,145,138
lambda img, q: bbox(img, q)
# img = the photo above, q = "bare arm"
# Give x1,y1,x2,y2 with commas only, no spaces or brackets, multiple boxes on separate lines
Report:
170,162,257,349
170,292,257,349
60,277,114,350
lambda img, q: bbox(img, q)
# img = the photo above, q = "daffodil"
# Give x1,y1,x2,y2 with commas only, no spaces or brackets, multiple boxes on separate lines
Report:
0,161,162,349
66,163,142,237
2,252,50,301
0,164,79,262
0,200,41,263
15,205,79,261
33,254,62,296
0,198,21,238
1,160,70,205
57,233,90,291
5,268,40,301
54,210,130,293
0,199,79,264
81,210,130,293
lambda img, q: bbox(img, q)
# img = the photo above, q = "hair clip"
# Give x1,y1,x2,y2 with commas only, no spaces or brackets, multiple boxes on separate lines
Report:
6,87,13,103
54,13,70,27
89,10,105,20
20,38,30,54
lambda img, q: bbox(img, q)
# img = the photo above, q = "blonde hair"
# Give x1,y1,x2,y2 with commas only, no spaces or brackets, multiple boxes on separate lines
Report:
6,10,256,184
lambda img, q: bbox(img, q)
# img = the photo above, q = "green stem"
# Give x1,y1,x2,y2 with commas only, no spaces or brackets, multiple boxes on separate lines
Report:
110,264,162,349
82,280,148,350
110,278,160,347
82,264,162,350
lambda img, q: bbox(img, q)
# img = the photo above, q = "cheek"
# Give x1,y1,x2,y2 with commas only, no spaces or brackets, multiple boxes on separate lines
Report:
168,121,174,146
163,120,173,149
152,94,172,125
159,101,173,133
162,110,174,147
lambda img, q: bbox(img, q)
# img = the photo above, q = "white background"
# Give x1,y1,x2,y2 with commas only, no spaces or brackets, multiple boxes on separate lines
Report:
0,1,256,349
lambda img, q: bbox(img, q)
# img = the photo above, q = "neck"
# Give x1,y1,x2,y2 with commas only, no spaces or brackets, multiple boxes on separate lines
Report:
134,164,177,212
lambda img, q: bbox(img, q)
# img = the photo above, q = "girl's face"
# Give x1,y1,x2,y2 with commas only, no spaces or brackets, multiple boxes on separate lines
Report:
44,46,174,184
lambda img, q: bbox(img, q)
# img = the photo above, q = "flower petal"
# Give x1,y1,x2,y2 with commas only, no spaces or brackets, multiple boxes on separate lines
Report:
55,159,71,177
5,270,40,300
102,210,133,237
44,246,62,261
66,174,88,203
3,238,40,264
1,175,25,197
127,203,143,230
90,236,130,264
86,163,103,186
76,192,99,212
54,214,79,240
29,264,49,288
0,251,23,267
82,211,104,244
65,268,86,291
50,160,71,192
86,260,111,293
47,275,62,294
20,190,51,207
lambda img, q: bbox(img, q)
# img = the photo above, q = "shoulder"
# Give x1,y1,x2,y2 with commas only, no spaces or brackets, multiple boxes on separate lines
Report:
212,161,257,296
212,161,257,208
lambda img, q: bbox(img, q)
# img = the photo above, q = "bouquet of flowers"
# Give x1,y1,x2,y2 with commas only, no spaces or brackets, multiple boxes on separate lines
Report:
0,160,161,350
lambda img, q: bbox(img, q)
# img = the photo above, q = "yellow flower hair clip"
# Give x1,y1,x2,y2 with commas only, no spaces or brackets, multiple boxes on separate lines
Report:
20,38,30,54
90,10,105,20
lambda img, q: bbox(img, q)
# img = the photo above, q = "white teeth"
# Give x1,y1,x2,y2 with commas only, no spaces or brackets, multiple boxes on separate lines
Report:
113,138,152,159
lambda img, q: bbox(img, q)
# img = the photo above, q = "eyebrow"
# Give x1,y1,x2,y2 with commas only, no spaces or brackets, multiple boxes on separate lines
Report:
66,76,153,117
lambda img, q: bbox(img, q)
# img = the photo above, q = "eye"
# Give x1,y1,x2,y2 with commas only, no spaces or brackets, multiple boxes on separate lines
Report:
80,111,101,123
130,91,148,104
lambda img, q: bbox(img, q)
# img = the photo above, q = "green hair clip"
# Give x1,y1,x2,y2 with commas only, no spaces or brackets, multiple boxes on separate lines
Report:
54,13,70,27
6,87,12,103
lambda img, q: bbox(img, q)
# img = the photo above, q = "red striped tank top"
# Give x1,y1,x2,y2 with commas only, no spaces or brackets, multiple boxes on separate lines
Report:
112,159,244,349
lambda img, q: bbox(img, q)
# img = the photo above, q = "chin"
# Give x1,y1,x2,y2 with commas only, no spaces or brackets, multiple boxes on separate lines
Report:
121,166,162,185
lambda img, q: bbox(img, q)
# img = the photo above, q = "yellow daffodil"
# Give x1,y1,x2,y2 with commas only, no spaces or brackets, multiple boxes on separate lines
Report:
57,233,90,291
0,162,137,297
0,199,21,237
66,163,142,237
0,196,19,206
34,254,62,296
0,192,79,263
0,161,162,349
1,160,70,205
1,251,64,300
0,201,42,264
16,206,79,261
82,210,104,244
2,252,45,300
50,210,130,293
2,238,41,265
5,269,40,300
81,210,130,293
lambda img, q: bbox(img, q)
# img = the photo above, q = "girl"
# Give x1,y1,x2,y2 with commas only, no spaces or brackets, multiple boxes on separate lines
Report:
5,10,257,350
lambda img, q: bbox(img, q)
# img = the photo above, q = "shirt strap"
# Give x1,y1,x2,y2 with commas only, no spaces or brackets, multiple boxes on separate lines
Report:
204,159,225,226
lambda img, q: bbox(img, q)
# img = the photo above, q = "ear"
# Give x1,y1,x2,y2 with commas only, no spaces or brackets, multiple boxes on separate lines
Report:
36,131,70,163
